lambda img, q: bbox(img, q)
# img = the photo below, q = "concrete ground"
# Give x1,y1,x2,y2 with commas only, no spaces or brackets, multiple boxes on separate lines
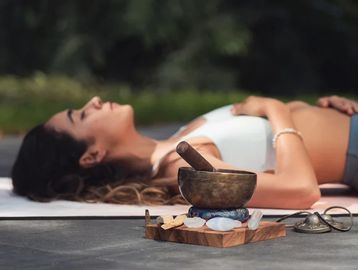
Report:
1,125,357,270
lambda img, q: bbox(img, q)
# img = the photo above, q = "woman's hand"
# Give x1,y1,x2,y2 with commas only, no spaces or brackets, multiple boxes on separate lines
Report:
230,96,278,117
317,95,358,115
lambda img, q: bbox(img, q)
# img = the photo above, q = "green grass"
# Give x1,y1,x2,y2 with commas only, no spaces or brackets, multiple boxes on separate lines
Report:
0,74,250,134
1,73,355,134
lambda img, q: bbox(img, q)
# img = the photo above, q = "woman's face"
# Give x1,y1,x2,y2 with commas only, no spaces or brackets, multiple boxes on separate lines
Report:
46,96,135,149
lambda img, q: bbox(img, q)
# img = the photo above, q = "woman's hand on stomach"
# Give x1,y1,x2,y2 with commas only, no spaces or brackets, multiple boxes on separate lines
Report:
317,95,358,115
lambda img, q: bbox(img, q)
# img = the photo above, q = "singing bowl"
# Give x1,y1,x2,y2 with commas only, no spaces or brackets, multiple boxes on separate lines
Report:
178,167,257,209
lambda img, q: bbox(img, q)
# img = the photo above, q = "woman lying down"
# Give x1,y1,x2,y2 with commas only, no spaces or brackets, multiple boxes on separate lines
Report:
11,95,358,209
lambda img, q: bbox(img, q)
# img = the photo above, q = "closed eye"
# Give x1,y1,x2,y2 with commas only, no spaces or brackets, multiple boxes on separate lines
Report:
80,110,86,120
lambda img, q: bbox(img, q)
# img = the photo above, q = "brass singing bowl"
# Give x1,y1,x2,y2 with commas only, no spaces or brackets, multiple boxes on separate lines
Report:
178,167,257,209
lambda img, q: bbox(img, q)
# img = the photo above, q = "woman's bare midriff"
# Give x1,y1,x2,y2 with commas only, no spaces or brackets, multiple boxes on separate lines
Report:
168,106,351,184
291,106,350,183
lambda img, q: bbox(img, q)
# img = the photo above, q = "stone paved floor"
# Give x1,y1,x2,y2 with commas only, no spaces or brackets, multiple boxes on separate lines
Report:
0,218,357,270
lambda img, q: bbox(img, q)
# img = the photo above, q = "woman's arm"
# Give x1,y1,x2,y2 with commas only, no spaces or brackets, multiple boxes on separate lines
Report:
286,100,310,111
230,97,320,209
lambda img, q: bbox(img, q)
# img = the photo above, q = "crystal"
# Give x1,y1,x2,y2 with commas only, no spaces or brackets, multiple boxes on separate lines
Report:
184,217,206,228
206,217,242,231
248,210,263,230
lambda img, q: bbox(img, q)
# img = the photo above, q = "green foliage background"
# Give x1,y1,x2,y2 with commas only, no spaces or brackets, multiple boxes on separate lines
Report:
0,74,251,133
0,0,357,134
1,0,357,94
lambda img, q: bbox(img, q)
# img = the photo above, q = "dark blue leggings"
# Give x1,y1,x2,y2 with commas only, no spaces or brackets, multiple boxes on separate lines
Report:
343,114,358,191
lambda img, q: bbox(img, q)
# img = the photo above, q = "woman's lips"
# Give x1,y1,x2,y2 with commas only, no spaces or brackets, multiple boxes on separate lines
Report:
110,102,120,110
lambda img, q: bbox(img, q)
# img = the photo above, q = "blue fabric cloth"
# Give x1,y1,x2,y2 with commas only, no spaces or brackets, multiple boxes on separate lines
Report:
343,114,358,190
188,206,249,221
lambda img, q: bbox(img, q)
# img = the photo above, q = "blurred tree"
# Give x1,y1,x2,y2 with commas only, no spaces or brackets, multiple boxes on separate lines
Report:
237,0,358,95
0,0,357,95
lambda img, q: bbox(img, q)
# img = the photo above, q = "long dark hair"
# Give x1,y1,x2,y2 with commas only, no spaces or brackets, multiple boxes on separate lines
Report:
11,124,186,204
12,125,119,200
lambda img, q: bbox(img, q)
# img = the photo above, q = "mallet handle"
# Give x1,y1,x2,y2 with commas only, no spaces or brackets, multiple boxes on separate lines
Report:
176,141,216,172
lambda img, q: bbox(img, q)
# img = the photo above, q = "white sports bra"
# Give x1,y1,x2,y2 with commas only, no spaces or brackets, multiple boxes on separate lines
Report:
151,105,276,176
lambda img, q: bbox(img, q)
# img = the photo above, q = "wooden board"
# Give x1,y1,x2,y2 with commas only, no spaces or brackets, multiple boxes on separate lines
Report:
145,221,286,248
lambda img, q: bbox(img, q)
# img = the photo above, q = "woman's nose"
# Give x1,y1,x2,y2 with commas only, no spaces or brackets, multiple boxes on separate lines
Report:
91,96,103,109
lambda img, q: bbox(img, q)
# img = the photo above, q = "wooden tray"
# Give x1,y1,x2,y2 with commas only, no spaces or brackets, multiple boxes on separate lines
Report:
145,221,286,248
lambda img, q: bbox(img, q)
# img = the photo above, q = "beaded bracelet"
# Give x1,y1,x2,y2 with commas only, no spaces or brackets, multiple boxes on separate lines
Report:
272,128,303,148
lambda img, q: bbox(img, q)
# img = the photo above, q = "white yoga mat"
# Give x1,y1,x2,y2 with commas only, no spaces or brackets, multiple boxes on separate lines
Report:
1,177,357,218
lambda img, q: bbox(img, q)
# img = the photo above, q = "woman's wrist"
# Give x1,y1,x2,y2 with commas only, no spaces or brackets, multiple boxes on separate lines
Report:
264,99,294,133
263,99,288,117
272,128,303,148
